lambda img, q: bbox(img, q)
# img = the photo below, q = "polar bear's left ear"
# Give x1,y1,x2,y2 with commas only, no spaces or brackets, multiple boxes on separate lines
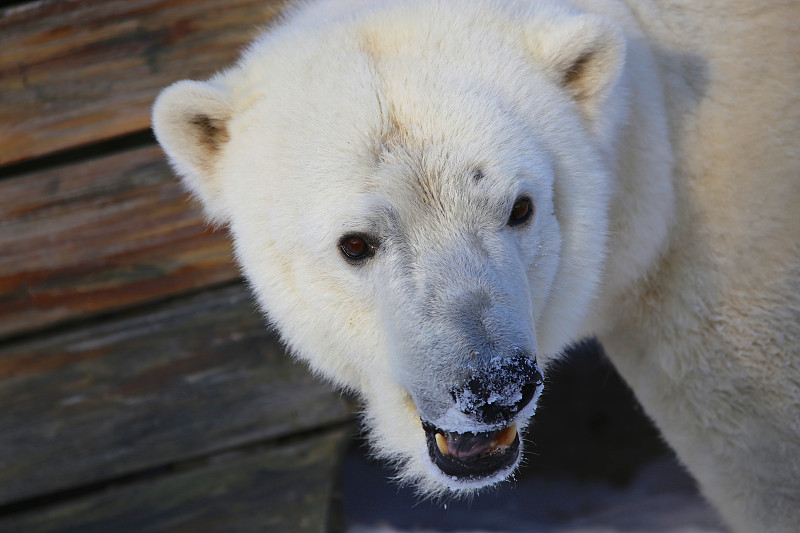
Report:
152,79,233,224
524,15,625,122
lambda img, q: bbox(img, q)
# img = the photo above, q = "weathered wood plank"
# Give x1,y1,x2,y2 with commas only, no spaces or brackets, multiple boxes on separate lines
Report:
0,0,288,165
0,284,351,506
0,427,349,533
0,143,238,339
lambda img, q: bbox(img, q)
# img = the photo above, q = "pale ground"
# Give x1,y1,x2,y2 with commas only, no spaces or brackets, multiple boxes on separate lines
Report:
342,447,728,533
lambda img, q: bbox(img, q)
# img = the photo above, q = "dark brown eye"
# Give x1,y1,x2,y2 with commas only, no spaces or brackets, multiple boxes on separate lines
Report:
508,197,534,226
339,234,373,261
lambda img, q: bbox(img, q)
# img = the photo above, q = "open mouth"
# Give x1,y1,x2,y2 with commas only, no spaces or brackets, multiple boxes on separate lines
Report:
422,420,520,481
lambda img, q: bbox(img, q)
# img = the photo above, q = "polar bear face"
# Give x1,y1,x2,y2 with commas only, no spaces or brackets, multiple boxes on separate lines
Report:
153,0,625,494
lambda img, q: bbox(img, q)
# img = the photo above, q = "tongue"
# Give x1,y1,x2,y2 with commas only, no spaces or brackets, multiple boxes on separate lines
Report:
446,431,496,458
441,424,517,458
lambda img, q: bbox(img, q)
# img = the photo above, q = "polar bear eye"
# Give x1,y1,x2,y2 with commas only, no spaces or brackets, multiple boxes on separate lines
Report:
339,234,374,262
508,197,534,227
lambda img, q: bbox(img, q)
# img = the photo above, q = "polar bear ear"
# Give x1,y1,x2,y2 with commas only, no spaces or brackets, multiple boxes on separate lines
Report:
524,15,625,122
152,79,233,224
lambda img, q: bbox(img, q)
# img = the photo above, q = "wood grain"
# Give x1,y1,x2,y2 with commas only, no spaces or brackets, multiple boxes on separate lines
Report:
0,427,349,533
0,0,288,165
0,284,351,506
0,143,238,339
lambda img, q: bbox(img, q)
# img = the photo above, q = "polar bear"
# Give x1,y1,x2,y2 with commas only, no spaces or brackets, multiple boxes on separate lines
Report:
152,0,800,531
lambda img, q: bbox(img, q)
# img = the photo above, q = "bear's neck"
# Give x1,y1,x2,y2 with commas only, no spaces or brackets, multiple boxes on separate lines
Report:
578,0,678,339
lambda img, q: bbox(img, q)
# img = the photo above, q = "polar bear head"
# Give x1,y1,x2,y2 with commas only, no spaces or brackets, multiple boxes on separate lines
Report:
153,0,625,495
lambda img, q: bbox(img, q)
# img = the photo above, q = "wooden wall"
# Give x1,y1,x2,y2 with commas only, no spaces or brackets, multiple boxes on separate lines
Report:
0,1,353,531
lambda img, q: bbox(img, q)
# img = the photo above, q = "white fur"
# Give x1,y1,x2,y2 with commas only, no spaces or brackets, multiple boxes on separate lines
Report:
152,1,800,531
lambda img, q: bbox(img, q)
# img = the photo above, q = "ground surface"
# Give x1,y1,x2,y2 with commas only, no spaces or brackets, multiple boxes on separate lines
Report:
341,343,729,533
343,448,726,533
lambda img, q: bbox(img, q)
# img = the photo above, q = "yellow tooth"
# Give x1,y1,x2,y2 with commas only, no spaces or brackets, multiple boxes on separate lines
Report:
435,433,449,455
496,424,517,448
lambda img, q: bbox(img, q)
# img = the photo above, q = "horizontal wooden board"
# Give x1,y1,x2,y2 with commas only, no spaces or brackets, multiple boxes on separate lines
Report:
0,284,351,506
0,427,349,533
0,143,238,339
0,0,288,165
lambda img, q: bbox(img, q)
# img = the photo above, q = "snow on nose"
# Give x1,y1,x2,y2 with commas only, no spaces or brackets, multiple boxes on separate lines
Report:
450,351,543,425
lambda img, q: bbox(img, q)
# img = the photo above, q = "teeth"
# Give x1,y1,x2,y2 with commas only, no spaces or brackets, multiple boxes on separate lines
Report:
432,424,517,457
498,424,518,446
435,432,449,455
490,424,517,450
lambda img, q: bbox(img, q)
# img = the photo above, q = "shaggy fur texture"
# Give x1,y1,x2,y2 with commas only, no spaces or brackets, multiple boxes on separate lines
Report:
152,1,800,531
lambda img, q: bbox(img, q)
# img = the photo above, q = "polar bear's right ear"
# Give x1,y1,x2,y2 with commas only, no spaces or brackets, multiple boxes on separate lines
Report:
152,79,233,224
524,14,625,124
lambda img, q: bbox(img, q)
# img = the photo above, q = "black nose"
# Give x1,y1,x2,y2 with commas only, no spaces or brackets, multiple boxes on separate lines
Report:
450,352,543,425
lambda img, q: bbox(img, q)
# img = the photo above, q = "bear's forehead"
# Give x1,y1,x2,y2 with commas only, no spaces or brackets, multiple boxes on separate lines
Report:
224,5,558,242
374,144,490,225
230,5,538,150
